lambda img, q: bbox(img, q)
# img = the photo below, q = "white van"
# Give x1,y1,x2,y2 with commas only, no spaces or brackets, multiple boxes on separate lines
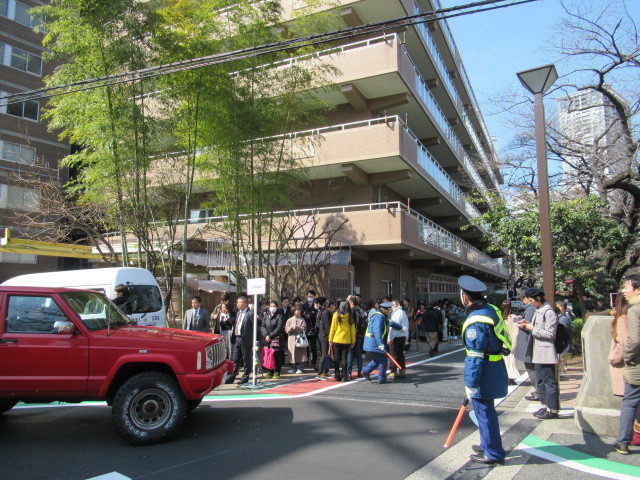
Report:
2,267,166,327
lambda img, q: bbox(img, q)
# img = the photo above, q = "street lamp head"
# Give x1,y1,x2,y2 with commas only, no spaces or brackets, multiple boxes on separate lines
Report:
516,64,558,95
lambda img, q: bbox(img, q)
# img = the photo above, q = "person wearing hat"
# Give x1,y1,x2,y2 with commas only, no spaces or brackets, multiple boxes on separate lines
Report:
516,287,560,420
459,275,509,466
362,302,393,384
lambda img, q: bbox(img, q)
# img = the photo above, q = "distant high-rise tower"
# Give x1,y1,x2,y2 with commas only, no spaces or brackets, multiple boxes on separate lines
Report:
557,89,626,192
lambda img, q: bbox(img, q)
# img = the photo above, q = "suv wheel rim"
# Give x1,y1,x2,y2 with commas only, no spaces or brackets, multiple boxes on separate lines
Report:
129,388,172,430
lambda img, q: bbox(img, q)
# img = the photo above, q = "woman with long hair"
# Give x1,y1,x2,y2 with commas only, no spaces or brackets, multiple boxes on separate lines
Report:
329,301,356,381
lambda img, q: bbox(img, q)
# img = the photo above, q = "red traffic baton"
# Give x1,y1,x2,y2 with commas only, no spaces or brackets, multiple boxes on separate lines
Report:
386,351,403,370
443,398,469,448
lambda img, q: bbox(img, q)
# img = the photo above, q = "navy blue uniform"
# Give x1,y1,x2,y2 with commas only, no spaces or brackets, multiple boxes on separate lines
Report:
463,302,508,462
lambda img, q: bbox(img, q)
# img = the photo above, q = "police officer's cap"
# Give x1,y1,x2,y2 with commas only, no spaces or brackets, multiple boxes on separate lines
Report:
457,275,487,294
379,302,393,309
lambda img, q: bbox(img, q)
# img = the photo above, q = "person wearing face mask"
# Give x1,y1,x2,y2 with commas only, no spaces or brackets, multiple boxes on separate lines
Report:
261,300,285,379
302,290,319,371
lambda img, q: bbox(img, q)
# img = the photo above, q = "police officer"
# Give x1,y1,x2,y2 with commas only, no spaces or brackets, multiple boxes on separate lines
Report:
459,275,510,466
362,302,392,384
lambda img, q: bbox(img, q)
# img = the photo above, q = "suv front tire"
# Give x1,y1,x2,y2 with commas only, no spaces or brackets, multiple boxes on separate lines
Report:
112,371,187,445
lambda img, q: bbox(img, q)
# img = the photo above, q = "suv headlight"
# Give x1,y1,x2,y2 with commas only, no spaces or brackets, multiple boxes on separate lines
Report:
205,345,214,370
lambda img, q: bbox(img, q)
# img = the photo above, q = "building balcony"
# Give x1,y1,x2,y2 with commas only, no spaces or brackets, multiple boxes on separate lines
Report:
276,33,489,192
276,0,502,189
179,201,507,278
277,115,488,231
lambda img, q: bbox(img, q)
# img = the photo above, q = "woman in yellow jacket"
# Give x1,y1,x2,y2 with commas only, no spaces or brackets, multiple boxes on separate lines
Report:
329,301,356,382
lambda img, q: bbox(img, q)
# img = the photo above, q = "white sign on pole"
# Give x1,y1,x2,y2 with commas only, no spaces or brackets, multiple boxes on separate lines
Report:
247,277,266,295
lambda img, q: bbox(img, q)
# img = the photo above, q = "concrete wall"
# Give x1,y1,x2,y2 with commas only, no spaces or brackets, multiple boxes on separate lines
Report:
574,314,622,437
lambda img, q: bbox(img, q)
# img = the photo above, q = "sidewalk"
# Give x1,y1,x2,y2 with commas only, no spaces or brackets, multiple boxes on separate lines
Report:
407,357,640,480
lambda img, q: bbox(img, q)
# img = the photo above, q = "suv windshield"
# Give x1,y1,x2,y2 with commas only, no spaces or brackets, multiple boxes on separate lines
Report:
63,291,129,331
128,285,163,314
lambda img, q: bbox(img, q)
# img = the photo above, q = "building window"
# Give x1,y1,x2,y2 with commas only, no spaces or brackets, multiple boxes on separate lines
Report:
0,252,37,264
2,90,40,121
0,184,40,211
0,141,36,164
9,45,42,75
1,0,42,28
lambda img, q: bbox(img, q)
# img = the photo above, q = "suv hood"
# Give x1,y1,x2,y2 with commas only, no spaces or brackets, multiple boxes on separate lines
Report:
95,326,218,347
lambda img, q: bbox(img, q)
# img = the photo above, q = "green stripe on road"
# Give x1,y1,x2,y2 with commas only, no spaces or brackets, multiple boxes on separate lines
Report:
522,435,640,477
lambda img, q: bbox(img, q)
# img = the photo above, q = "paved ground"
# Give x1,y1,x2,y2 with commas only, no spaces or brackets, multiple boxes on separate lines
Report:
408,358,640,480
5,343,640,480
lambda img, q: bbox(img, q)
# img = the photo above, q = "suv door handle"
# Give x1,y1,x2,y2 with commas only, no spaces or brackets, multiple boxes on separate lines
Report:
0,338,17,344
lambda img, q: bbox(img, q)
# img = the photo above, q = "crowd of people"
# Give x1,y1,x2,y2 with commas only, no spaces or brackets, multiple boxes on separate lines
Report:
181,290,466,384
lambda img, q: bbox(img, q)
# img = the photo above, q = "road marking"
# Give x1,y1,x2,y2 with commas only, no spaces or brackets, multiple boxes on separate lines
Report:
518,435,640,480
86,473,131,480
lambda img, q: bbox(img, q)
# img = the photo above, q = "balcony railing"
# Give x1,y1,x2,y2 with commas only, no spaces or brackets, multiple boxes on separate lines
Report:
412,0,461,111
431,0,500,189
260,114,478,219
184,200,507,276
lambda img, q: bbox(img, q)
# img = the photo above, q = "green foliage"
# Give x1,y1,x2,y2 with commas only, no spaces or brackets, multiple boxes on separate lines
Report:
571,317,584,356
468,192,633,295
36,0,340,301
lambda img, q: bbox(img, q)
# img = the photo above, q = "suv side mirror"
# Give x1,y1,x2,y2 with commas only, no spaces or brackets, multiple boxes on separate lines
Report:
53,321,75,334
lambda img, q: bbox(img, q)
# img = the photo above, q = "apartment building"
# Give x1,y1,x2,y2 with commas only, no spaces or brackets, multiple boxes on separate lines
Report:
194,0,508,302
0,0,70,282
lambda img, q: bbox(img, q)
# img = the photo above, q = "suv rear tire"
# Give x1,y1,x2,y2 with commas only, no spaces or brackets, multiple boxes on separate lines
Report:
112,372,187,445
0,400,17,414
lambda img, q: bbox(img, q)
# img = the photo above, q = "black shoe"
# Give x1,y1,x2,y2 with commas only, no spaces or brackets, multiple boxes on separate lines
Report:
533,407,547,416
614,442,630,455
377,380,389,384
469,454,504,466
471,445,484,454
341,376,349,382
509,379,517,386
357,372,363,378
225,377,235,384
238,377,249,384
525,394,539,401
363,372,372,382
535,410,558,420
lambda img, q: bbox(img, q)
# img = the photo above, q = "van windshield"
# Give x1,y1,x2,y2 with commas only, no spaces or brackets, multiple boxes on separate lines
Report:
63,291,129,331
128,285,163,314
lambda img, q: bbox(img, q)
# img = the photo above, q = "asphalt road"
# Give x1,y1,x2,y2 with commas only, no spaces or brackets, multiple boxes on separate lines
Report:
0,347,472,480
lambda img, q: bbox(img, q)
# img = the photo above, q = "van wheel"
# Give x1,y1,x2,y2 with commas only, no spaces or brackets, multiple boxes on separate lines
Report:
0,400,17,414
186,399,202,413
112,372,187,445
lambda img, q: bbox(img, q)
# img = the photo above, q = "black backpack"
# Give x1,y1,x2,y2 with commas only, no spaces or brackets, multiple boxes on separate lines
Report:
554,323,570,354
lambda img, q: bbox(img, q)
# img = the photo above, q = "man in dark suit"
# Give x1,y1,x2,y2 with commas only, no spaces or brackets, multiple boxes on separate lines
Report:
226,295,254,384
182,296,210,332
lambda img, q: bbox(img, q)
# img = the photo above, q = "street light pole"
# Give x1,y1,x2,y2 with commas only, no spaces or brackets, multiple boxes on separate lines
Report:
534,91,555,306
516,64,559,306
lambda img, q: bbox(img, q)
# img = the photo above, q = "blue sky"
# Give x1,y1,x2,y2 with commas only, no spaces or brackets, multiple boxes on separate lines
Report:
441,0,640,153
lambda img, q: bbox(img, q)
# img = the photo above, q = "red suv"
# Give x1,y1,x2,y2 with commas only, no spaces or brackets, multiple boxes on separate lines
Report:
0,286,233,445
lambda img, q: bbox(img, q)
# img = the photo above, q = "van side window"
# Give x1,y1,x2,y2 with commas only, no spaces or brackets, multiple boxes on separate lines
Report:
5,296,68,333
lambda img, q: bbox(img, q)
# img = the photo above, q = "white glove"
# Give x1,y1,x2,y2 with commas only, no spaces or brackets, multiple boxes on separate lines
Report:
378,344,386,352
465,386,477,402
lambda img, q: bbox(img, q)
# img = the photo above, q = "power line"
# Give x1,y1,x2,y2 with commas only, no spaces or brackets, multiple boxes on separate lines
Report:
2,0,539,105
